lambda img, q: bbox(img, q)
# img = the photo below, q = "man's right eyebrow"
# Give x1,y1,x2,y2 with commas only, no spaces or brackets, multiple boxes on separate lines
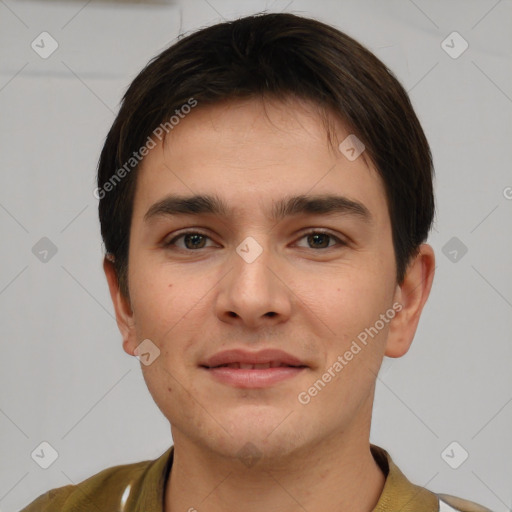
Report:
144,194,229,222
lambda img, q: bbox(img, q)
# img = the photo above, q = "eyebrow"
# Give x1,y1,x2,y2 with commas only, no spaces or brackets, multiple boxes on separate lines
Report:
144,193,372,224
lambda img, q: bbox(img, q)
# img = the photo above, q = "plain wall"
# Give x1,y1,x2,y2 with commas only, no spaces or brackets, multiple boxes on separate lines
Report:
0,0,511,510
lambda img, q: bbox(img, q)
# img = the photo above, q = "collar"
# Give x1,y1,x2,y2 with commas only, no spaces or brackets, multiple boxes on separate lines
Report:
130,444,438,512
370,444,439,511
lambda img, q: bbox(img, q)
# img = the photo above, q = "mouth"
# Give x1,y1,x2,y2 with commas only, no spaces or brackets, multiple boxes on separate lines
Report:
199,349,308,388
204,361,306,370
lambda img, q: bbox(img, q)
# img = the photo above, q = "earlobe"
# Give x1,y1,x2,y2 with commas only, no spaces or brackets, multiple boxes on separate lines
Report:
385,244,436,358
103,257,137,356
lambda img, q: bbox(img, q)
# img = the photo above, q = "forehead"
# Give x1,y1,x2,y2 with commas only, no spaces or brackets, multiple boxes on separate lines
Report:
133,97,389,227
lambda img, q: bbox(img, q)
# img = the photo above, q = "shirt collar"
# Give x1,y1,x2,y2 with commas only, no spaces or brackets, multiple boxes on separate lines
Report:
370,444,438,512
131,444,438,512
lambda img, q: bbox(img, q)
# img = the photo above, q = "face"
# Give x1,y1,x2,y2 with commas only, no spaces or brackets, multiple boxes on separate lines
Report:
106,96,434,463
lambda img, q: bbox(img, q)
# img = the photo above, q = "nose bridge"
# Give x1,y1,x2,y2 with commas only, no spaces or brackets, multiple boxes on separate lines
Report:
235,236,273,289
216,234,292,325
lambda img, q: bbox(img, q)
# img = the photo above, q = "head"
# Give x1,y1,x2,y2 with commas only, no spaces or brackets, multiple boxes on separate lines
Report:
98,13,435,463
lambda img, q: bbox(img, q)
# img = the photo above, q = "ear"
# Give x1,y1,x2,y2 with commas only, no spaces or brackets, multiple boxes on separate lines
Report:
103,257,137,357
385,244,435,358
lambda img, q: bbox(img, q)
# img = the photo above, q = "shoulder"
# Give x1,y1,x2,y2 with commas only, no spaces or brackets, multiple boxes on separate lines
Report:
370,444,494,512
438,493,495,512
19,455,159,511
19,485,74,511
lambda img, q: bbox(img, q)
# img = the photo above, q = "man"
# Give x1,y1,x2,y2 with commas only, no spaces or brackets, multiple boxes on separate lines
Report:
21,12,492,512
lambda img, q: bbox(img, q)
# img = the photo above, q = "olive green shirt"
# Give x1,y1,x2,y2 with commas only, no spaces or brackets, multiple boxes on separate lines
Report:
20,444,492,511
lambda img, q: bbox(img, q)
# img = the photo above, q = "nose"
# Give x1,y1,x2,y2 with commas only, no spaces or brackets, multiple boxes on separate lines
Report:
215,238,293,329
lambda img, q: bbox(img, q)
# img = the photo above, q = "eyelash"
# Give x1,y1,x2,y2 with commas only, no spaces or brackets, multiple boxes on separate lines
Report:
163,229,347,251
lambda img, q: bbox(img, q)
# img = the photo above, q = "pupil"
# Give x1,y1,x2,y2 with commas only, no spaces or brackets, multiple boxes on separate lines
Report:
185,234,205,249
309,234,329,248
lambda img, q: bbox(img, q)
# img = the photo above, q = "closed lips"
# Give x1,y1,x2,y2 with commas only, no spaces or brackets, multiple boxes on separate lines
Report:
209,362,305,369
200,349,308,369
201,349,309,388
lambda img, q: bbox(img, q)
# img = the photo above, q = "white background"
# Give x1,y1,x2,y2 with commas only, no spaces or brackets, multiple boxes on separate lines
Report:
0,0,511,510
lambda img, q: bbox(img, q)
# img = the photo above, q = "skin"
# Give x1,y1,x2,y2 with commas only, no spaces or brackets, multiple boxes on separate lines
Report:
104,96,435,512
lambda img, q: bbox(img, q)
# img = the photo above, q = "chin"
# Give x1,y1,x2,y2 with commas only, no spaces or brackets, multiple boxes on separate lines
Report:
218,413,310,457
209,434,303,466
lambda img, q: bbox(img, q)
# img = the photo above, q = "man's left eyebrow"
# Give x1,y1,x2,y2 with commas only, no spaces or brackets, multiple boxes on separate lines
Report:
143,193,372,224
270,194,372,224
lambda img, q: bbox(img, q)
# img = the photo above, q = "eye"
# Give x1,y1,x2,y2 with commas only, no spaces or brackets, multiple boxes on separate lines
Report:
164,231,216,250
163,229,346,251
295,230,346,249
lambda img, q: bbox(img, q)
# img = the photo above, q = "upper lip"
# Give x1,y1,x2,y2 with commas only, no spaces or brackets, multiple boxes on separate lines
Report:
201,349,307,368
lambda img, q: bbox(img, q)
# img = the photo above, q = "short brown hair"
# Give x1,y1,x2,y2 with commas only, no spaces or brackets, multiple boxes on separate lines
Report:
97,12,435,298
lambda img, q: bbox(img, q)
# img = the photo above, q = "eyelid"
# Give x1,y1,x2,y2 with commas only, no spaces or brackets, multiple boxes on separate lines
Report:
295,228,347,247
163,228,347,250
163,228,215,247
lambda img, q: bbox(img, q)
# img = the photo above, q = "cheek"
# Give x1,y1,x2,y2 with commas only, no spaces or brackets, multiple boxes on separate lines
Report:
128,255,185,331
328,266,393,324
310,257,395,374
127,258,212,372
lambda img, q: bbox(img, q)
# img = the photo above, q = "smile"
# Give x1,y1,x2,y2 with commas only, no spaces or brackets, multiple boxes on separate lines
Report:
208,361,303,369
200,348,309,388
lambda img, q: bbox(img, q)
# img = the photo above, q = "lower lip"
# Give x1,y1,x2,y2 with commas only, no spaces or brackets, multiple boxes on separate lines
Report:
203,366,306,388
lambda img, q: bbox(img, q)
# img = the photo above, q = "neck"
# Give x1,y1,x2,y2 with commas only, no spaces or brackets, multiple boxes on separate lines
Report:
165,426,386,512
